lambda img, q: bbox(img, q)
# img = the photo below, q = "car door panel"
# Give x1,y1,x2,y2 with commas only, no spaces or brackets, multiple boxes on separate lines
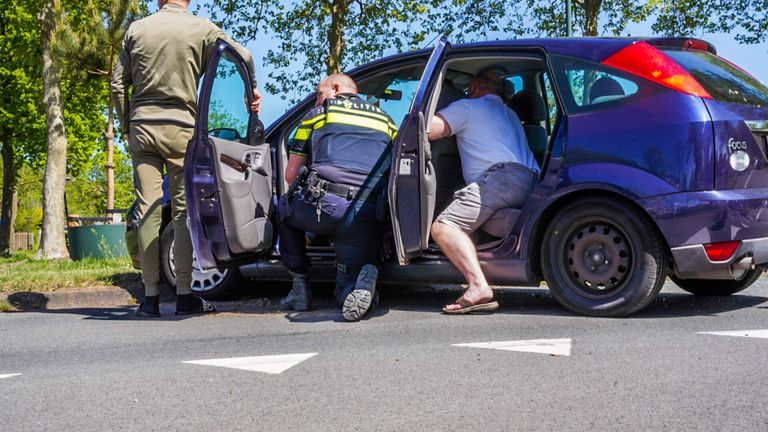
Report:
389,37,450,264
186,39,273,270
209,138,273,254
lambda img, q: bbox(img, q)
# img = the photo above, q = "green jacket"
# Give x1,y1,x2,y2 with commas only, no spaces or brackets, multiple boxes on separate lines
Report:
111,4,257,133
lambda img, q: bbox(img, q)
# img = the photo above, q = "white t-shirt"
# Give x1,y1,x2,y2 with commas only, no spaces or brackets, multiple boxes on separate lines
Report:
437,94,539,184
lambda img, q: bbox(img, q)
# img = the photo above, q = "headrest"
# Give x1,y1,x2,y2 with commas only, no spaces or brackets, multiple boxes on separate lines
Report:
437,84,466,111
589,77,625,104
510,90,547,123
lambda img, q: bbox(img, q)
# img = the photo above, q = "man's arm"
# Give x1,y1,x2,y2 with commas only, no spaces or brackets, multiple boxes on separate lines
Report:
428,113,453,141
285,154,308,184
110,31,132,135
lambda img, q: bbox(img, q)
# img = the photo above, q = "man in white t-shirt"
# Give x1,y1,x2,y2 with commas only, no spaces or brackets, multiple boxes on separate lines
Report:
428,69,540,314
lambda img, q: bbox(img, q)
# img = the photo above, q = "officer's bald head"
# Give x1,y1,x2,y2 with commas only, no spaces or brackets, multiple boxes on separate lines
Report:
315,74,358,107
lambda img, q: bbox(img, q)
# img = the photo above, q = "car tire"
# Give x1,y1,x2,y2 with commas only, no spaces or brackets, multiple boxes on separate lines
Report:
671,268,763,296
541,197,667,317
159,223,241,300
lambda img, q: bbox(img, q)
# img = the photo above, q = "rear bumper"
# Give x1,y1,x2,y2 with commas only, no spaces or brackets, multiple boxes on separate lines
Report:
671,237,768,280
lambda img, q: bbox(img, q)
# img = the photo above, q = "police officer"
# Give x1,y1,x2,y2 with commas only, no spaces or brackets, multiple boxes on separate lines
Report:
111,0,261,317
278,74,397,322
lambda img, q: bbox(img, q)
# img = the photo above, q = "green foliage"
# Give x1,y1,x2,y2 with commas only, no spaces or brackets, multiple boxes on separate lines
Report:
65,144,134,217
0,0,47,166
653,0,768,44
205,0,431,101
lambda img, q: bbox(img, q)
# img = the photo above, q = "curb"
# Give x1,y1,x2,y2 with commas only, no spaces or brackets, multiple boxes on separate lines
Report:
2,286,142,311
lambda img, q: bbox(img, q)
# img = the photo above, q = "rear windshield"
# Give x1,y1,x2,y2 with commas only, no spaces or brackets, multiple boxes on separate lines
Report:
663,49,768,107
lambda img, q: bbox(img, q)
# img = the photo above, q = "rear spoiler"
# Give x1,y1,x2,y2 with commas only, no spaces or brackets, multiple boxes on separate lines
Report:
645,37,717,55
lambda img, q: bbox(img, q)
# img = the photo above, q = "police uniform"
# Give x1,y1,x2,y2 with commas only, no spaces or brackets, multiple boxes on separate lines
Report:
278,93,397,305
111,3,257,315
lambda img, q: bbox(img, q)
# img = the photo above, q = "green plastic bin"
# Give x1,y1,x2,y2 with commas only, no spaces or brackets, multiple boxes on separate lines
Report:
68,224,129,260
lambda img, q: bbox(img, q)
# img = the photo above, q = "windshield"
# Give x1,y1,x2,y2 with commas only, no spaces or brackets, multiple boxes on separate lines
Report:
663,49,768,107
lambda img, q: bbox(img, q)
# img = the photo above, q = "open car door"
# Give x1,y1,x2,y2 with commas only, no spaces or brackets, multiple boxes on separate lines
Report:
388,37,451,264
186,40,273,270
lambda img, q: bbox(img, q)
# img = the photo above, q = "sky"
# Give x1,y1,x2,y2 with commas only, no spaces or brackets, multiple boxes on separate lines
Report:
174,3,768,125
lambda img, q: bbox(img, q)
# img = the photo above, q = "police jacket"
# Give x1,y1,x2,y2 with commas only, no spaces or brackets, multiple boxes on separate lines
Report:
288,94,398,188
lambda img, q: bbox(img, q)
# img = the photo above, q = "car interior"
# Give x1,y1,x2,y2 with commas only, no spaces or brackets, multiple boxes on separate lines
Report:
284,54,558,257
424,55,555,250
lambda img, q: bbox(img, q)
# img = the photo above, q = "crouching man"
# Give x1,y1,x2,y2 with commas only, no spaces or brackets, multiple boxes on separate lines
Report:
277,74,397,321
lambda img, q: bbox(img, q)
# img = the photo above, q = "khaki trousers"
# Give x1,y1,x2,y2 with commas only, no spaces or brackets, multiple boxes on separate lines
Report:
129,122,194,296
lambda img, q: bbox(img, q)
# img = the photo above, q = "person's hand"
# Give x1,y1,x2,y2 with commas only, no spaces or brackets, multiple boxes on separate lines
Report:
250,88,262,114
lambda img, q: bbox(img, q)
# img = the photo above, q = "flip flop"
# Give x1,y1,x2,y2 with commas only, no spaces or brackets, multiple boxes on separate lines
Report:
442,297,499,315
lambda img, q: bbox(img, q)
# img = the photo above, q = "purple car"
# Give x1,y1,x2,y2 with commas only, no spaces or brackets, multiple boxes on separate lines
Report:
184,36,768,317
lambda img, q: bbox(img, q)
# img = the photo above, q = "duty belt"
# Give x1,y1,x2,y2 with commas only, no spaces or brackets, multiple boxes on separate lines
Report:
305,172,358,201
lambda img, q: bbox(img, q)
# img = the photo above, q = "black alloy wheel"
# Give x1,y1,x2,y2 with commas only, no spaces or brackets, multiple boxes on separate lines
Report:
541,197,667,317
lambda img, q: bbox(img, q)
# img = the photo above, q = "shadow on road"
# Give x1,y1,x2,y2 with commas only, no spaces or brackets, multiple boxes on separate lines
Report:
6,280,767,321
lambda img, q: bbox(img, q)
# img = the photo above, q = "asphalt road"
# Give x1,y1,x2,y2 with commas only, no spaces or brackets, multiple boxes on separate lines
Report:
2,278,768,432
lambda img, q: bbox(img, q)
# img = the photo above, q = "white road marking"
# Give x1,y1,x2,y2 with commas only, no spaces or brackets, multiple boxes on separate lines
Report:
0,373,21,379
182,353,318,374
452,338,572,356
698,329,768,339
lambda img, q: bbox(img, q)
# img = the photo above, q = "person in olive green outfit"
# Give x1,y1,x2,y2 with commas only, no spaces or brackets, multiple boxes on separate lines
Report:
111,0,261,317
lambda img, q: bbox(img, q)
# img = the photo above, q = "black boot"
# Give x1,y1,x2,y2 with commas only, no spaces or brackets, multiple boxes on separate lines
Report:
135,295,160,318
279,272,312,311
342,264,378,322
175,294,215,316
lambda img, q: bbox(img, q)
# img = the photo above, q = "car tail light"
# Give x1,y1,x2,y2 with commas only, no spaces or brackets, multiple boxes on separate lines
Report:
602,41,712,99
703,241,741,262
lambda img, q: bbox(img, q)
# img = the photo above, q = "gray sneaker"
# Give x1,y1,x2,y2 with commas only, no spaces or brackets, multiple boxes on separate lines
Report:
342,264,378,322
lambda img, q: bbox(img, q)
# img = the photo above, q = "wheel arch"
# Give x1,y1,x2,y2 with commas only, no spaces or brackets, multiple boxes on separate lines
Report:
525,187,672,279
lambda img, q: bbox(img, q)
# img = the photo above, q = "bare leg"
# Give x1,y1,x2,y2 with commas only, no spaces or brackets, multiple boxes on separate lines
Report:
431,221,494,310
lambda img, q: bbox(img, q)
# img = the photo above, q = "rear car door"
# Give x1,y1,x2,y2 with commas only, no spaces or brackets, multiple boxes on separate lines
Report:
185,40,273,270
388,37,450,264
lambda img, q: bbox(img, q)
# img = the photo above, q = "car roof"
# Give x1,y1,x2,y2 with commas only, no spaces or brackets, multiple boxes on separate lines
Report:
348,37,715,74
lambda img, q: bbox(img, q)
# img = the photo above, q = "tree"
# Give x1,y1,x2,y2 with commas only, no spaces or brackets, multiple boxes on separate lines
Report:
37,0,69,259
69,0,140,213
205,0,430,100
653,0,768,44
0,0,46,256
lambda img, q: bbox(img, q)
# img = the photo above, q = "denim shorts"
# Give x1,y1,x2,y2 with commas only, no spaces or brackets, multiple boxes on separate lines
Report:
435,162,538,234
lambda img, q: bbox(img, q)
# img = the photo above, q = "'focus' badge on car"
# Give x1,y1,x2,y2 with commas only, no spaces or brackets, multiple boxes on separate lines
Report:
728,137,748,152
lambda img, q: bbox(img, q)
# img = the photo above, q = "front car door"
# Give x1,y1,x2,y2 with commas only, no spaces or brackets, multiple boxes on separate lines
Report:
185,40,273,270
388,37,451,264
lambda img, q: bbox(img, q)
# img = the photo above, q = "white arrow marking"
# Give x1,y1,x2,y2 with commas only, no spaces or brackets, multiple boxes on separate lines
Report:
0,373,21,379
453,338,572,356
182,353,318,375
698,329,768,339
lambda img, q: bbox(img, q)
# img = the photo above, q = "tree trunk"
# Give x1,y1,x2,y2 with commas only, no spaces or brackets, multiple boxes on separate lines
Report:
37,0,69,260
0,140,18,257
581,0,602,36
325,0,349,75
105,45,115,216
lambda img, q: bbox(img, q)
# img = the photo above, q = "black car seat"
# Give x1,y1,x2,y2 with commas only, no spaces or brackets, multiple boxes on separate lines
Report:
509,89,548,166
431,83,467,217
588,76,625,104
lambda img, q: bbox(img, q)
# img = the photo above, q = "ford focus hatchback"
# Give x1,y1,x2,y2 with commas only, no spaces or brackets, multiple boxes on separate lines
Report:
185,36,768,317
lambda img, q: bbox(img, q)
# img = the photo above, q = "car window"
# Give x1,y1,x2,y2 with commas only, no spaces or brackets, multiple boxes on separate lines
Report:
359,77,421,129
663,49,768,108
207,51,250,142
550,55,642,113
541,72,558,133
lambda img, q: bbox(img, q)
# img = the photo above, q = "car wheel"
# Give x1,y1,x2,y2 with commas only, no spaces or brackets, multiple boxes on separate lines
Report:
159,223,241,300
541,197,667,317
671,268,763,296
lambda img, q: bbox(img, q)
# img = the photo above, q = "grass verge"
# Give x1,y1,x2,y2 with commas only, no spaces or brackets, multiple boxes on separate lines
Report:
0,250,140,293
